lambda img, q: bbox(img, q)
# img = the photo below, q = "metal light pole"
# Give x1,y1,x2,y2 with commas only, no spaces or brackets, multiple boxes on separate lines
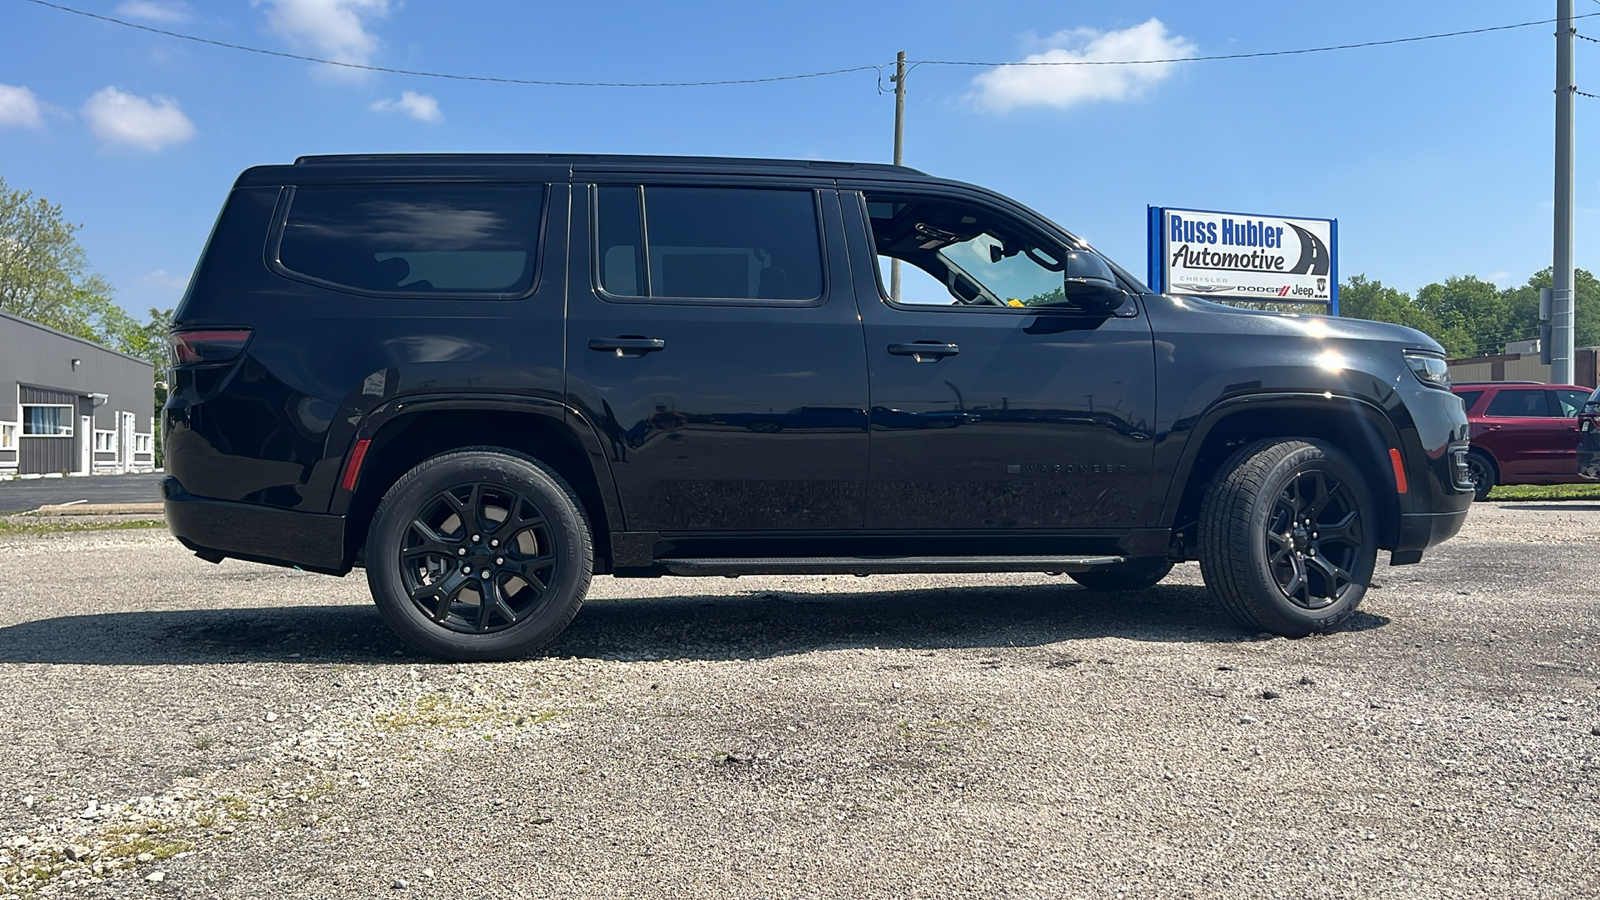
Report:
1553,0,1576,384
890,50,906,302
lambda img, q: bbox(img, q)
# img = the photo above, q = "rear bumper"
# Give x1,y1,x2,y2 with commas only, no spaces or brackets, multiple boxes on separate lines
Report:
162,476,349,575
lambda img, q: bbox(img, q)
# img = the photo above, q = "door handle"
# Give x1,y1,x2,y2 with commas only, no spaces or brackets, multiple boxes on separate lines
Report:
589,336,666,357
1483,424,1502,431
887,341,959,362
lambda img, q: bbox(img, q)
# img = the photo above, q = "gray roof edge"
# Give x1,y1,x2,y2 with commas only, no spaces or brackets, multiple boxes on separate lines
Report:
0,309,155,369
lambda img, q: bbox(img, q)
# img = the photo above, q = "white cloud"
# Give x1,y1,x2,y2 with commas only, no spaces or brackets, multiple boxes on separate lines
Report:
115,0,190,22
140,269,191,292
969,18,1196,113
0,84,43,129
256,0,390,67
371,91,442,122
81,87,196,151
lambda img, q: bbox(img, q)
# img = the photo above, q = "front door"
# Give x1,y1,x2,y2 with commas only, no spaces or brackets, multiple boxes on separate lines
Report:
840,187,1157,531
564,179,869,532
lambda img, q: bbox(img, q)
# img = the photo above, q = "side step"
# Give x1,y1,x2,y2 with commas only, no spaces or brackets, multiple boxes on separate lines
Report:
659,555,1127,576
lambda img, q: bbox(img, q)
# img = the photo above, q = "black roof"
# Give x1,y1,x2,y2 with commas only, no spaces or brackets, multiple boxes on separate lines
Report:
233,153,931,188
293,153,922,176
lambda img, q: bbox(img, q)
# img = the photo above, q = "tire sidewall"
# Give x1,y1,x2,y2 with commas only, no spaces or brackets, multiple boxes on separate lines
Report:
367,451,592,661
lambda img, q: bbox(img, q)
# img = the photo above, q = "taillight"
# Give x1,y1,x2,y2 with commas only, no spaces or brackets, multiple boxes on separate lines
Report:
168,328,253,366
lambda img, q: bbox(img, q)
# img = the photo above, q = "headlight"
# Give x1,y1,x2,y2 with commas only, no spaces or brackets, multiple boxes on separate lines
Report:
1403,350,1451,390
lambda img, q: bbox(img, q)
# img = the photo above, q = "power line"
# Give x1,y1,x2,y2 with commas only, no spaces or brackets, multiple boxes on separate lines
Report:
15,0,883,87
17,0,1600,88
910,15,1600,67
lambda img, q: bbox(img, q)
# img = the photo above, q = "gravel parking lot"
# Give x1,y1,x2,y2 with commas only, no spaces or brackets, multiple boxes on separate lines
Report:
0,505,1597,899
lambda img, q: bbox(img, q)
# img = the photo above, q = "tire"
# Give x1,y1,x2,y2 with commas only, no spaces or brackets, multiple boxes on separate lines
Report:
1068,558,1174,591
366,448,593,662
1465,451,1496,502
1198,439,1377,637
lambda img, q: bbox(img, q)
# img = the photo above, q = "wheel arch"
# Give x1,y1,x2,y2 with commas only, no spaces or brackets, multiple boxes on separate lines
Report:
1162,394,1404,552
333,396,623,572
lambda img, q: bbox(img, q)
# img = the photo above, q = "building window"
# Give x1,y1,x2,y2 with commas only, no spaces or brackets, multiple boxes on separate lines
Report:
134,434,153,455
21,405,73,436
0,422,15,450
94,430,116,453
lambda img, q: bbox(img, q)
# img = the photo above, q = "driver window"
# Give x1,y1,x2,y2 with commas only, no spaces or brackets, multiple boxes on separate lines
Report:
864,194,1070,308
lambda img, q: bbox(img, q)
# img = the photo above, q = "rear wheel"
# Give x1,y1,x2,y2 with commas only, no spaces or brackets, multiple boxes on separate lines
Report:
366,449,592,662
1198,439,1377,637
1068,559,1174,591
1465,451,1496,502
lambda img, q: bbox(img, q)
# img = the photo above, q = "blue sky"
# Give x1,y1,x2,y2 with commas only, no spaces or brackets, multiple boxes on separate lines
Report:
0,0,1594,317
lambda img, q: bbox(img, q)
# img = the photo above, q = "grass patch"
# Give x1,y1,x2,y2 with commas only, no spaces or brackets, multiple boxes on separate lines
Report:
373,693,559,731
0,518,166,536
1485,483,1600,501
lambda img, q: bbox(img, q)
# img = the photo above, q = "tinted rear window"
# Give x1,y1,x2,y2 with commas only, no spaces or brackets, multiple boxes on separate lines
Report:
1485,389,1552,418
595,186,823,301
277,185,543,296
1453,390,1483,412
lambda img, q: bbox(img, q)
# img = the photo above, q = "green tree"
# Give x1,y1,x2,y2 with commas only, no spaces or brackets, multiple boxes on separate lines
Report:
1414,275,1512,358
0,176,130,345
1501,267,1600,353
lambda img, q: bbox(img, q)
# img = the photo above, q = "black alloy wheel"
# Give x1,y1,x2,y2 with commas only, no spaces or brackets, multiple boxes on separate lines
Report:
1198,439,1377,637
367,449,592,661
1464,452,1496,502
1263,468,1364,610
400,482,557,634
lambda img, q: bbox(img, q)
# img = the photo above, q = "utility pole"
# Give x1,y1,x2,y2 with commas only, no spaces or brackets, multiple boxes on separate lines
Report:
890,50,906,302
1553,0,1576,384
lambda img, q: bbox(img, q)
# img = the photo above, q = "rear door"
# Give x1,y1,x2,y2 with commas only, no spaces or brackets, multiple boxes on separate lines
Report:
1479,388,1571,478
564,177,870,532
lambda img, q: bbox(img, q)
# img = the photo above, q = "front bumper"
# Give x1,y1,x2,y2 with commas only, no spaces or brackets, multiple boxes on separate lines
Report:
162,476,349,575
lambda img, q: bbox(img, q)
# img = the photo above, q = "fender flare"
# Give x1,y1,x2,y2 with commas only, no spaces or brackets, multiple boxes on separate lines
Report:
326,392,626,538
1156,391,1408,532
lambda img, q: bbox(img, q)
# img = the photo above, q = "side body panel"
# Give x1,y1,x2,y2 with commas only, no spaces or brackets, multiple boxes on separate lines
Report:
166,173,571,516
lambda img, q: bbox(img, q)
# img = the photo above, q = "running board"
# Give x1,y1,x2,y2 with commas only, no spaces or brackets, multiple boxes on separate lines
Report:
659,555,1127,576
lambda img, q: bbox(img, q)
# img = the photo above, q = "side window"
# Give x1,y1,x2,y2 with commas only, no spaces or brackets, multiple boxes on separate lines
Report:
1485,389,1552,418
862,193,1070,309
593,186,824,302
1555,389,1590,417
1453,390,1483,412
277,184,544,296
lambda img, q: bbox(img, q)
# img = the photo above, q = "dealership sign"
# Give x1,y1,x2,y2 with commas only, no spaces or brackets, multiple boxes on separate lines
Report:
1146,207,1338,311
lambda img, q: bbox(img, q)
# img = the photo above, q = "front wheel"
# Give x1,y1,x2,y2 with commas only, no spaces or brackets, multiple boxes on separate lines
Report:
366,449,593,662
1198,440,1377,637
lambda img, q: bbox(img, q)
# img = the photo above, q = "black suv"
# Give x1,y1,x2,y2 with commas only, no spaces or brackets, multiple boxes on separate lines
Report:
163,154,1473,660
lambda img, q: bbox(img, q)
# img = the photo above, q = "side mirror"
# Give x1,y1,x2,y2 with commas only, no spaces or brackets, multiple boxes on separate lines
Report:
1062,251,1126,312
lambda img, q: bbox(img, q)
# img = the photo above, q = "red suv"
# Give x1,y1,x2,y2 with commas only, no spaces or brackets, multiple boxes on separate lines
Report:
1452,382,1593,500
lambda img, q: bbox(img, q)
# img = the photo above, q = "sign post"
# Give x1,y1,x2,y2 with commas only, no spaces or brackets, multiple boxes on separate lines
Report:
1148,207,1338,315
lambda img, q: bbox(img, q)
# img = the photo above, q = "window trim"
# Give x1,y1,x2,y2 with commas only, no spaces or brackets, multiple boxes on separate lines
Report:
0,421,16,451
587,184,830,308
20,404,74,438
850,190,1139,318
266,183,551,301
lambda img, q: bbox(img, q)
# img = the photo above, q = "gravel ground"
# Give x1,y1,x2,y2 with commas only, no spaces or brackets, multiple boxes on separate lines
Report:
0,505,1596,899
